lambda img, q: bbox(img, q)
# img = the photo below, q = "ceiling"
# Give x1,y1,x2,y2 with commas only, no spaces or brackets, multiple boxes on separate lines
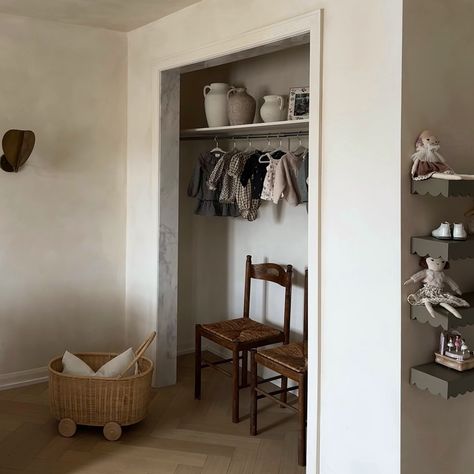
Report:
0,0,202,32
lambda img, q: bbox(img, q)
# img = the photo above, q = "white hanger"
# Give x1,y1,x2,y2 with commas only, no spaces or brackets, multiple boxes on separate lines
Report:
271,136,288,155
244,136,255,153
262,135,273,153
292,133,308,157
211,136,226,154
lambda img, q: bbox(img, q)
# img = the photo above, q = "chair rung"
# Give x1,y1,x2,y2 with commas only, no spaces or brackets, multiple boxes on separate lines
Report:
257,375,284,385
255,387,299,412
266,386,298,397
201,354,242,378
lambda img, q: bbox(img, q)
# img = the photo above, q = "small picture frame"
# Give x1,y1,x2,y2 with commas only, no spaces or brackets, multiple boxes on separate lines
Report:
288,87,309,120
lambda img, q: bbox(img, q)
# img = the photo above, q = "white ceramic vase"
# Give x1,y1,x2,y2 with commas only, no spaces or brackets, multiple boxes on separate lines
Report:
260,95,286,123
203,83,231,127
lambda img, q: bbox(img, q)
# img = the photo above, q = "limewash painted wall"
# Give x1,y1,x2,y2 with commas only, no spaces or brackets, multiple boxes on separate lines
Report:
0,13,127,382
127,1,403,473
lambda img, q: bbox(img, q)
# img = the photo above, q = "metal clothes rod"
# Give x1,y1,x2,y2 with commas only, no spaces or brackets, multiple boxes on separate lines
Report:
180,131,309,141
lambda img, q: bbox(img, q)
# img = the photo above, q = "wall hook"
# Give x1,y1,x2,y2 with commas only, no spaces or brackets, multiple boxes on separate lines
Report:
1,129,35,173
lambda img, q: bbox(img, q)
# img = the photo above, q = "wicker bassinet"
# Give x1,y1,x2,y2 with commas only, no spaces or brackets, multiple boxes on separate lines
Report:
48,332,156,440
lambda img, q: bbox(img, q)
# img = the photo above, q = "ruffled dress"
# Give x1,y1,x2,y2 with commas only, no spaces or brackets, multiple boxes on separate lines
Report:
407,269,469,307
187,151,239,217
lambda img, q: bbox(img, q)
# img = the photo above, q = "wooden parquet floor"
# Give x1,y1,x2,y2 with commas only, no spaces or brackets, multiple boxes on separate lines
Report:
0,354,305,474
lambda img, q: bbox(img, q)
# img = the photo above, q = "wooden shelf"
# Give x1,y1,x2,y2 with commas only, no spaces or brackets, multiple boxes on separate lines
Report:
411,235,474,260
411,363,474,399
410,291,474,330
180,119,309,139
412,179,474,197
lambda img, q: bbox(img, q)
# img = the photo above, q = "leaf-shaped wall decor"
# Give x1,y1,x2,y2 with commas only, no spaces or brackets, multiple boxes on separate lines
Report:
1,129,35,173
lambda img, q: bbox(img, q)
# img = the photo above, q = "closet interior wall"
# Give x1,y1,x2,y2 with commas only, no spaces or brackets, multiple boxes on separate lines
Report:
178,45,310,356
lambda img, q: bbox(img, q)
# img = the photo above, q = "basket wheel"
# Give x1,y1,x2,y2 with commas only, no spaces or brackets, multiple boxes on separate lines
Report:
103,422,122,441
58,418,77,438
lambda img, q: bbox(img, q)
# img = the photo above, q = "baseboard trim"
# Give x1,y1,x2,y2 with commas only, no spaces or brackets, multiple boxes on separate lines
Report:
0,366,48,391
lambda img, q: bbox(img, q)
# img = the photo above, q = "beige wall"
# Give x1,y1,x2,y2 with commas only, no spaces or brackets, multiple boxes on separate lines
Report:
401,1,474,473
0,14,127,382
128,1,403,472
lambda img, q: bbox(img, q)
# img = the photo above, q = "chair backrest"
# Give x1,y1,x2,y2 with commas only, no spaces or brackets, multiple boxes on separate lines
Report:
243,255,293,343
303,268,308,343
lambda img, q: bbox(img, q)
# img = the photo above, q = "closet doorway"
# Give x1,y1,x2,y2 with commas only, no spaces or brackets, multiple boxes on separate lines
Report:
152,11,321,471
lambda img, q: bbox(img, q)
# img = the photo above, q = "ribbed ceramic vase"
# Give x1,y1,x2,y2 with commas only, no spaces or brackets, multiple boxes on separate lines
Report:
227,87,256,126
203,83,231,127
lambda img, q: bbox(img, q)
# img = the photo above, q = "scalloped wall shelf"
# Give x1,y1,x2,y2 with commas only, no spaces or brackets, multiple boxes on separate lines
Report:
411,363,474,399
411,291,474,330
412,179,474,197
411,235,474,260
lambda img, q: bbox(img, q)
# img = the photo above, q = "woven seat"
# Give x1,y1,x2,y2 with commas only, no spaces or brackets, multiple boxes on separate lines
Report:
202,318,283,344
257,342,307,373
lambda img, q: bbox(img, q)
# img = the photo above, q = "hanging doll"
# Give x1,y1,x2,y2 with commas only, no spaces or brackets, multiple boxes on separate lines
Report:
410,130,474,181
404,256,469,319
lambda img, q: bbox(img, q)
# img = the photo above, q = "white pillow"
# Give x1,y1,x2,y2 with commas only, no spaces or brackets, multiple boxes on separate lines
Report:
62,351,95,377
94,348,136,378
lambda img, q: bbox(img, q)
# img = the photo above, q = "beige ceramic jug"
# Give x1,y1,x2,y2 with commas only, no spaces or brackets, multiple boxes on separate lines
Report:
227,87,256,126
203,83,231,127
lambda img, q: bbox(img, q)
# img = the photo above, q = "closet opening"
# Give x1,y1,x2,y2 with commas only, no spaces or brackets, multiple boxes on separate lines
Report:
177,42,311,380
149,12,321,469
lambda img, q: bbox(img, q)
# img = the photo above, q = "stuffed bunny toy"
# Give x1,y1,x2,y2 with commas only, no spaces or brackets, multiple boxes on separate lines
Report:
410,130,474,181
404,256,469,319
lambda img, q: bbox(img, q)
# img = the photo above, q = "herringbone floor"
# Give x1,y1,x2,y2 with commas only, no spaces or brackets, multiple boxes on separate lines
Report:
0,354,305,473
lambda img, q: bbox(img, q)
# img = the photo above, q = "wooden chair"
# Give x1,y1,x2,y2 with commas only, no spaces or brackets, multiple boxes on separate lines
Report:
250,268,308,466
195,255,293,423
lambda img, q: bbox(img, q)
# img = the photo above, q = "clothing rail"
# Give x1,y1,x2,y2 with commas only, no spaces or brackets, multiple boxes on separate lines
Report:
180,131,309,141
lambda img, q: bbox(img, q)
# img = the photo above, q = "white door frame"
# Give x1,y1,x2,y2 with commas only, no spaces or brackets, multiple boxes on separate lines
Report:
149,10,323,473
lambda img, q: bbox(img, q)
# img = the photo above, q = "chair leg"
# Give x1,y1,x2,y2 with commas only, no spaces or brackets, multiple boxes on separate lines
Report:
298,373,307,467
194,325,202,400
250,350,257,436
232,349,240,423
280,376,288,407
241,350,248,387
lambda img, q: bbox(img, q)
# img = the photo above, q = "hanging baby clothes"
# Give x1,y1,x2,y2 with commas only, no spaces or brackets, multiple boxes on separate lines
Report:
208,149,239,203
260,155,282,201
229,151,260,221
272,152,303,206
188,151,239,216
296,150,309,210
240,150,267,199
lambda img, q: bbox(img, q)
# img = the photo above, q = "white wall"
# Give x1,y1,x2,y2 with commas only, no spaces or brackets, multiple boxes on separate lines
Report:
127,1,403,473
401,2,474,473
0,14,127,386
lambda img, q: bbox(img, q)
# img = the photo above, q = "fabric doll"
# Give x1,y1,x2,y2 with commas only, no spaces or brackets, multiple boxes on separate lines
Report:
404,256,469,319
410,130,474,181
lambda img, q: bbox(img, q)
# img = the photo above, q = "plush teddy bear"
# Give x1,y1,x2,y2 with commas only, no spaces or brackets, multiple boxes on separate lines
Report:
404,256,469,319
410,130,474,181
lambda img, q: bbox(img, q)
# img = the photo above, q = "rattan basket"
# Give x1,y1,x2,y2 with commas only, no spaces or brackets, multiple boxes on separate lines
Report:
48,332,156,441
